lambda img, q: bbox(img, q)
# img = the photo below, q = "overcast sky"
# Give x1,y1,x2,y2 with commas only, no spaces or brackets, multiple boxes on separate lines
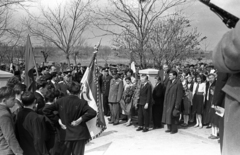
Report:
84,0,240,50
17,0,240,50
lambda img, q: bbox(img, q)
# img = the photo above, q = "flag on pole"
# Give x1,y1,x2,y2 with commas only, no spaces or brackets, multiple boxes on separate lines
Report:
131,61,136,73
80,42,106,141
24,35,38,91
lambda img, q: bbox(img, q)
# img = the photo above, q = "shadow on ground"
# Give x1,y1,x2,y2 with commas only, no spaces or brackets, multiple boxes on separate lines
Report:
100,130,118,138
85,142,112,154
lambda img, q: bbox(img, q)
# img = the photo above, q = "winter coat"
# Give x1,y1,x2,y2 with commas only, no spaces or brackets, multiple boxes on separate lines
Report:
162,79,183,124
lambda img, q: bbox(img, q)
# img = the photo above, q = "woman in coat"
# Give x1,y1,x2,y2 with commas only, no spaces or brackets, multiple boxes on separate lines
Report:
120,77,135,126
182,84,193,127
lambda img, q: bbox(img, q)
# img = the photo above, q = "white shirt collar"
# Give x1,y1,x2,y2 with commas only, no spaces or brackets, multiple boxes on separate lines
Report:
36,90,44,98
16,98,22,104
51,80,55,84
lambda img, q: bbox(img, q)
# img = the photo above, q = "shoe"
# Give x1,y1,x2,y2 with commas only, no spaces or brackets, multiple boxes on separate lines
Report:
107,118,111,121
108,121,113,124
142,128,149,132
113,122,119,125
181,123,188,127
208,135,215,139
199,125,203,129
194,124,199,128
126,122,132,127
170,131,177,134
165,129,171,133
209,135,219,139
136,127,143,131
206,125,212,128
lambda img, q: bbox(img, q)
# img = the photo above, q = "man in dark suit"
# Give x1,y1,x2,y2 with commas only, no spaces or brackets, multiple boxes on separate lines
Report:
162,70,183,134
136,74,152,132
35,77,48,114
15,91,49,155
152,76,165,129
43,82,96,155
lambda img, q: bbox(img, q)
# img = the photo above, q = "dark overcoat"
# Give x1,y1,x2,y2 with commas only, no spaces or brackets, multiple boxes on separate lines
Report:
162,79,183,124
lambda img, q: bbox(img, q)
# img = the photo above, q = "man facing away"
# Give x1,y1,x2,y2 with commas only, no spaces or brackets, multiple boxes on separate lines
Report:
43,82,96,155
15,91,49,155
162,70,183,134
0,86,23,155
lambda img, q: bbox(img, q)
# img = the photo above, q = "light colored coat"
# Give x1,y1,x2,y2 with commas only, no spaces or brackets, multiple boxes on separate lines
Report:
108,78,124,103
213,21,240,155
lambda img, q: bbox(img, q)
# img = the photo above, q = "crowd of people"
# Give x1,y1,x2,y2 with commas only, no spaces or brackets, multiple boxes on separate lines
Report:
0,60,223,155
99,63,220,137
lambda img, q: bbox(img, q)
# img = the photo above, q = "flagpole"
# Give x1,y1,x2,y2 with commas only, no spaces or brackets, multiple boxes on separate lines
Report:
33,50,39,78
28,35,39,78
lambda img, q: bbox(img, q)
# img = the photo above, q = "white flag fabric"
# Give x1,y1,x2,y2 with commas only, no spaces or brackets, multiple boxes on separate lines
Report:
80,52,106,141
131,61,136,73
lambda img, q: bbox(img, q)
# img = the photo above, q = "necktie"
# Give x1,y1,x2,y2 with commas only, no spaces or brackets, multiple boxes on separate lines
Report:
207,83,212,100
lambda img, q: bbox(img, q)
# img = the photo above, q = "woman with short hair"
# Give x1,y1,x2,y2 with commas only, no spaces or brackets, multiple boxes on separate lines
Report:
192,75,206,128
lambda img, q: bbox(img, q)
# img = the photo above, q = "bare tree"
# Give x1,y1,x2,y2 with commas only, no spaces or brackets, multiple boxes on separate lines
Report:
26,0,91,66
148,14,206,67
0,0,28,8
39,38,55,63
71,37,85,65
0,0,34,39
93,0,187,68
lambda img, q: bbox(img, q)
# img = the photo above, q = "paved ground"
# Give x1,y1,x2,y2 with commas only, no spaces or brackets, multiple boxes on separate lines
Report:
85,118,221,155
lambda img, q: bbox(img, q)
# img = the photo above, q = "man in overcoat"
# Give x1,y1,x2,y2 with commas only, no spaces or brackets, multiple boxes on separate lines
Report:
152,76,165,129
212,21,240,155
108,70,123,125
162,70,183,134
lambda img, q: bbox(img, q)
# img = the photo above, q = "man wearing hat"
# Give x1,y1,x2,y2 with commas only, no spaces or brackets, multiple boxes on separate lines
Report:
99,67,112,116
108,69,123,125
